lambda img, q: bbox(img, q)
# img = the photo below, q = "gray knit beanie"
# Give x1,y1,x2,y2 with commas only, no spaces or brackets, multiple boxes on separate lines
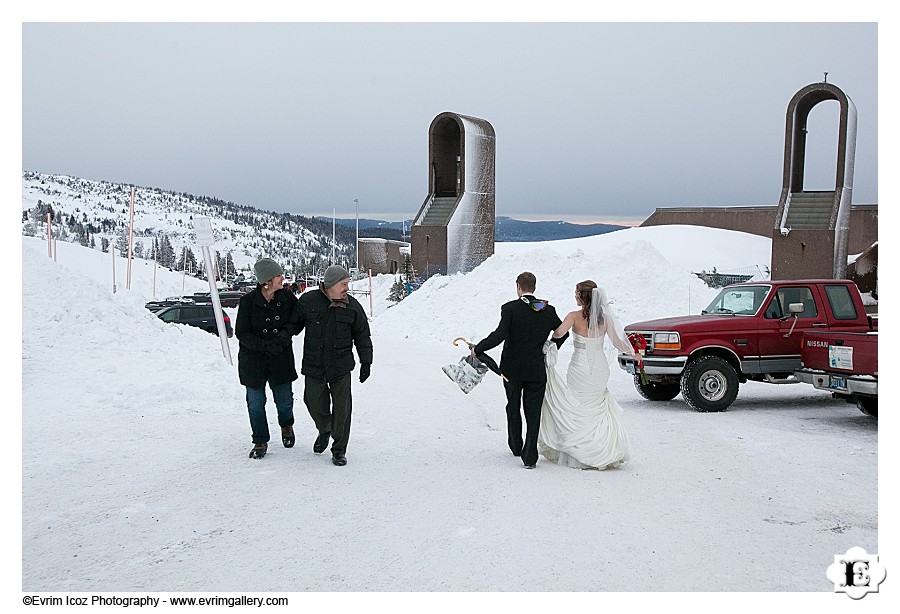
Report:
322,265,350,289
254,258,283,283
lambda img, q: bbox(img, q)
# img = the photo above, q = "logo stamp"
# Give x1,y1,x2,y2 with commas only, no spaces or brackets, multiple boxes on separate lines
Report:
826,547,886,599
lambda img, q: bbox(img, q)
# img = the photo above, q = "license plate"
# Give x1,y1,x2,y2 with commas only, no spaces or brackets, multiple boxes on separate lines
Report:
625,362,636,375
829,375,847,391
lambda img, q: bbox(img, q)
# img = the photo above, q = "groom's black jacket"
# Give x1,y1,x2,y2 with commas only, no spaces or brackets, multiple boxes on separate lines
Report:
474,295,562,382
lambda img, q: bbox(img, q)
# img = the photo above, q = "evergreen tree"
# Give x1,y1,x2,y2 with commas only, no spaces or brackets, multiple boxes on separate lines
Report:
158,234,176,268
116,232,129,257
75,222,90,246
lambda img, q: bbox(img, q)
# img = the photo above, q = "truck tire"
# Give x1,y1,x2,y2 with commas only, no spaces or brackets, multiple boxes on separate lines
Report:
634,376,681,401
856,396,878,417
680,355,739,412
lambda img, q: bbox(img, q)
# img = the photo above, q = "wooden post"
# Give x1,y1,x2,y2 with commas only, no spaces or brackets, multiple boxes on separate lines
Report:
181,246,188,294
126,187,136,290
111,244,117,293
152,243,158,299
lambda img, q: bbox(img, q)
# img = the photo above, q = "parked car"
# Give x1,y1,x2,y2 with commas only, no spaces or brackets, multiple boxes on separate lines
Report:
155,304,233,337
617,279,875,412
216,291,247,308
190,291,246,308
144,296,196,313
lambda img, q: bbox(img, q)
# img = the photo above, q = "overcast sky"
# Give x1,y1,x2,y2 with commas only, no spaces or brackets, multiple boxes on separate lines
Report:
21,21,878,223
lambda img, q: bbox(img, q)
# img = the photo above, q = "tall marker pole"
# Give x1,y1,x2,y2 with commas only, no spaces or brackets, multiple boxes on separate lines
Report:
355,198,359,273
46,213,52,258
111,245,117,294
126,187,136,290
152,242,158,299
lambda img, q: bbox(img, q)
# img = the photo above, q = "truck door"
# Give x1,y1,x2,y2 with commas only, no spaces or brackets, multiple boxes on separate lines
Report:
757,285,827,373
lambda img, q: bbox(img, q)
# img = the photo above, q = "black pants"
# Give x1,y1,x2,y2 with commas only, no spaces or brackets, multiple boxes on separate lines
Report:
303,373,352,454
503,379,546,466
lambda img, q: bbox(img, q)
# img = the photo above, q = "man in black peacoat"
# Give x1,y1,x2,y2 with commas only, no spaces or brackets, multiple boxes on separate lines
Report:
472,272,564,469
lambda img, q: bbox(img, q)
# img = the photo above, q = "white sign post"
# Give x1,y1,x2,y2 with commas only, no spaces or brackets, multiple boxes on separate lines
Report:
194,217,233,365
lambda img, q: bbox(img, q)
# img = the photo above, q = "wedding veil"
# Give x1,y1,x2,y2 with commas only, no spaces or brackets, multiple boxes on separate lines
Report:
587,286,632,355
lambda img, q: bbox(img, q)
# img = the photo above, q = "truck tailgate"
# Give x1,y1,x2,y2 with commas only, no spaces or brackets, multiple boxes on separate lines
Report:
801,331,878,377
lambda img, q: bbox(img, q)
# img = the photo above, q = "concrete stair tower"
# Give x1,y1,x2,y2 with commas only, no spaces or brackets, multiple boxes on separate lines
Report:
771,82,857,280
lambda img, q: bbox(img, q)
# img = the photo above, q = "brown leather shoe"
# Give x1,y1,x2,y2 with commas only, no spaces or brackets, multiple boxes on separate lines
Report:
249,442,268,459
281,425,295,448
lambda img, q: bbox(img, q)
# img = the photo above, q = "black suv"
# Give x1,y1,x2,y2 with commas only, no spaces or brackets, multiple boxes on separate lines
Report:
156,304,234,337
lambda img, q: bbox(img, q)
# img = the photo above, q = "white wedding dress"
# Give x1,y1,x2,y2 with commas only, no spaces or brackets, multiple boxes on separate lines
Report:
538,330,634,470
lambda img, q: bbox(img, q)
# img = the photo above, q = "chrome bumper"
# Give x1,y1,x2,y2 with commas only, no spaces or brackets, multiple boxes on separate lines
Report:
617,353,687,376
794,368,878,396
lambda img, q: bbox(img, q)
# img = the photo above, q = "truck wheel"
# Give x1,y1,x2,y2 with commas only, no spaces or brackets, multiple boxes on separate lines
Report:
634,376,681,401
857,396,878,417
680,356,739,412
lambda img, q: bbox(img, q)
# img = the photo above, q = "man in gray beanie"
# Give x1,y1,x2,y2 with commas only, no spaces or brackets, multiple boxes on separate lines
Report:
291,265,373,466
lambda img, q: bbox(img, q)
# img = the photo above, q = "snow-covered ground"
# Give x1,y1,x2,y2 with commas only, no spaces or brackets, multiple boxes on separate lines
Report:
17,227,883,608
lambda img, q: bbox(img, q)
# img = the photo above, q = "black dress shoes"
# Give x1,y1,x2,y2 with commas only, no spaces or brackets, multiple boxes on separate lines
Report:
332,452,347,466
313,431,330,454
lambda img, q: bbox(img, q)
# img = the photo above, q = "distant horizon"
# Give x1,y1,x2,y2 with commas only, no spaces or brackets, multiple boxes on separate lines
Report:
306,210,644,227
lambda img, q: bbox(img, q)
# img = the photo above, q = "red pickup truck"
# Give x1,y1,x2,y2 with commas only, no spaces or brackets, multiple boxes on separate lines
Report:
617,279,876,412
794,330,878,417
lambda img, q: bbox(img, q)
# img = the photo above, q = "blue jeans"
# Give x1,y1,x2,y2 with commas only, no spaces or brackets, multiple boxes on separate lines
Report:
246,382,294,444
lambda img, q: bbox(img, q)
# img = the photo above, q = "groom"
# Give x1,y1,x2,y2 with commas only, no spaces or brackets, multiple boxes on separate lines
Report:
472,272,564,469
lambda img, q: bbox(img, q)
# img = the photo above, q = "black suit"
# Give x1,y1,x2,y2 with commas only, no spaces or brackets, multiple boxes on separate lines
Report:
474,295,562,466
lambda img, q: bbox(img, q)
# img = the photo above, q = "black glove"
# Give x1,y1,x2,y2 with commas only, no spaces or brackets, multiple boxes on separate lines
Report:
359,363,371,383
275,329,292,349
263,339,284,356
553,332,569,349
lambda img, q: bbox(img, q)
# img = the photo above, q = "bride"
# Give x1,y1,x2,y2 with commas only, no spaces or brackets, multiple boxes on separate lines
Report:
538,280,636,470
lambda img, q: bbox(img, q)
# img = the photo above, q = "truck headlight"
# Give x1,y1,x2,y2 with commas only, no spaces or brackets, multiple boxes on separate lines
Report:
653,332,680,350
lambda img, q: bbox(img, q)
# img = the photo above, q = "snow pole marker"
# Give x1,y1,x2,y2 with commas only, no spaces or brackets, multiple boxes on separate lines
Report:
126,187,135,290
368,269,373,318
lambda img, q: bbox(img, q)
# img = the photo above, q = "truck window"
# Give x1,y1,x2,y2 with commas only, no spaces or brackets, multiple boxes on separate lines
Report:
703,285,769,315
763,298,783,319
775,287,818,318
824,285,858,320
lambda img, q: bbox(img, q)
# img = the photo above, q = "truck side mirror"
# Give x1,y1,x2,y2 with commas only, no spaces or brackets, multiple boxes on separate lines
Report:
783,303,804,337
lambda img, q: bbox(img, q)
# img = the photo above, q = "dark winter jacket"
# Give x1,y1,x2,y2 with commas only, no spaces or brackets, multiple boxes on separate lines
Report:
473,295,562,383
236,287,299,388
292,289,373,382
